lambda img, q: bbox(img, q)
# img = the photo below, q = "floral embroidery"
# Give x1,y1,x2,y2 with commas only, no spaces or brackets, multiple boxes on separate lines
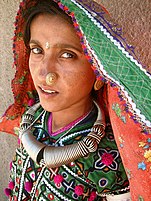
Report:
27,90,37,99
138,138,151,169
139,138,151,149
16,32,23,41
144,150,151,162
118,136,124,148
112,103,126,123
112,103,121,117
95,149,119,171
101,153,114,166
138,142,146,148
15,71,28,84
138,162,146,170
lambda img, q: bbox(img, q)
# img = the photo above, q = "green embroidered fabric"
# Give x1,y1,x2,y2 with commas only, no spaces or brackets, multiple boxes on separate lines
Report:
60,0,151,123
10,107,129,200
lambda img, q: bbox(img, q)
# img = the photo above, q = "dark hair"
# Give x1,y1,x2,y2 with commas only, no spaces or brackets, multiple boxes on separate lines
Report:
23,0,73,47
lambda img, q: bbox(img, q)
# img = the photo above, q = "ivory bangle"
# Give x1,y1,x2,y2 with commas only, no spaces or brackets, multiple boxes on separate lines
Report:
43,142,88,168
21,130,45,163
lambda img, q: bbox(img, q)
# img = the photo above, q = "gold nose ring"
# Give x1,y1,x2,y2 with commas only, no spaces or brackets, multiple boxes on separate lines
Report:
46,72,57,86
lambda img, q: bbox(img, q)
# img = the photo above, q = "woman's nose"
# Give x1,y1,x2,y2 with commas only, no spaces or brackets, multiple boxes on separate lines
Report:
38,55,57,77
37,55,59,85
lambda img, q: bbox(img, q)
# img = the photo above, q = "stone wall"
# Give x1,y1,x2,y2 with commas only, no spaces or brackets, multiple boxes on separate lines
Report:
0,0,150,200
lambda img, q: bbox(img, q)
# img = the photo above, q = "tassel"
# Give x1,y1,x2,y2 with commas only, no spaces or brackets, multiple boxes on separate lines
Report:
54,174,64,185
4,188,11,196
24,181,33,192
74,185,84,196
8,181,15,190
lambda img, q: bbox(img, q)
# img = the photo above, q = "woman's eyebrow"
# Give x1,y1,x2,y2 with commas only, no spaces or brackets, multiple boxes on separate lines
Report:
29,39,41,46
29,40,83,53
54,44,83,53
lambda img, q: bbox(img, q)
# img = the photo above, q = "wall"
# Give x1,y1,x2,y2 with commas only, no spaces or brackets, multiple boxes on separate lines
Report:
100,0,151,71
0,0,150,200
0,1,19,200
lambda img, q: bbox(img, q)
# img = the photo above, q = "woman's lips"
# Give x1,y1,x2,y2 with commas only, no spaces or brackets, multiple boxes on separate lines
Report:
41,88,56,94
39,86,59,96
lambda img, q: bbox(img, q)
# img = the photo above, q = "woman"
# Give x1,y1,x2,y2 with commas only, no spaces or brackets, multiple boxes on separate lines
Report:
0,0,151,200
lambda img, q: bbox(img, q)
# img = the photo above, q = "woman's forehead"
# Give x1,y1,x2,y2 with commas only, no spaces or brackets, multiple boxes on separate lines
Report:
29,14,82,51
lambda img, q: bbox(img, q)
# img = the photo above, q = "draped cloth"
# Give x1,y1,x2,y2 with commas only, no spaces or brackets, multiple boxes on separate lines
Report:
0,0,151,200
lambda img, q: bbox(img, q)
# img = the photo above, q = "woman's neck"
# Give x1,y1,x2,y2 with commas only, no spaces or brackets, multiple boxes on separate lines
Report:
51,99,93,132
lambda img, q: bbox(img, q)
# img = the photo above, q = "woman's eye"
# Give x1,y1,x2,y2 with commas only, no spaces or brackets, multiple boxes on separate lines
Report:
61,52,75,59
30,47,42,54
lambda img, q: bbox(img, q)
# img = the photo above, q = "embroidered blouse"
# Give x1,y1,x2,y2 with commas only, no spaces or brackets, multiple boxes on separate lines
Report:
9,106,129,201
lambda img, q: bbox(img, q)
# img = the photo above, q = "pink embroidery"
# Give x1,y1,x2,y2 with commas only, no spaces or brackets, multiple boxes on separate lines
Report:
74,185,84,196
9,161,13,170
88,191,97,201
28,98,35,106
18,138,21,145
24,181,33,192
101,153,114,166
54,174,64,185
8,181,15,190
4,188,11,197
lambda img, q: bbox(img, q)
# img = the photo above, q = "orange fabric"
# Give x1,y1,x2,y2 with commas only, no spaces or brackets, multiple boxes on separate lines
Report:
107,85,151,200
0,116,20,136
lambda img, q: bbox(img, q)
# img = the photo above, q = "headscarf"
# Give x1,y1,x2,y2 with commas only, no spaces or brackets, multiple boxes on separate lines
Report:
0,0,151,200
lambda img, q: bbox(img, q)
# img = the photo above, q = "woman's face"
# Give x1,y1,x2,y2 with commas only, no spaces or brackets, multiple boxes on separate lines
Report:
29,14,95,113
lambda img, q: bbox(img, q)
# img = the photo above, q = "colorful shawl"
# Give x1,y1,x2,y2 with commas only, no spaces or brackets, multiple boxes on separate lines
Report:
0,0,151,200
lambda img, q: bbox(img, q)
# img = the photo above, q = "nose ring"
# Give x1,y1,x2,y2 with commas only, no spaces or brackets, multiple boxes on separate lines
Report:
46,72,57,86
